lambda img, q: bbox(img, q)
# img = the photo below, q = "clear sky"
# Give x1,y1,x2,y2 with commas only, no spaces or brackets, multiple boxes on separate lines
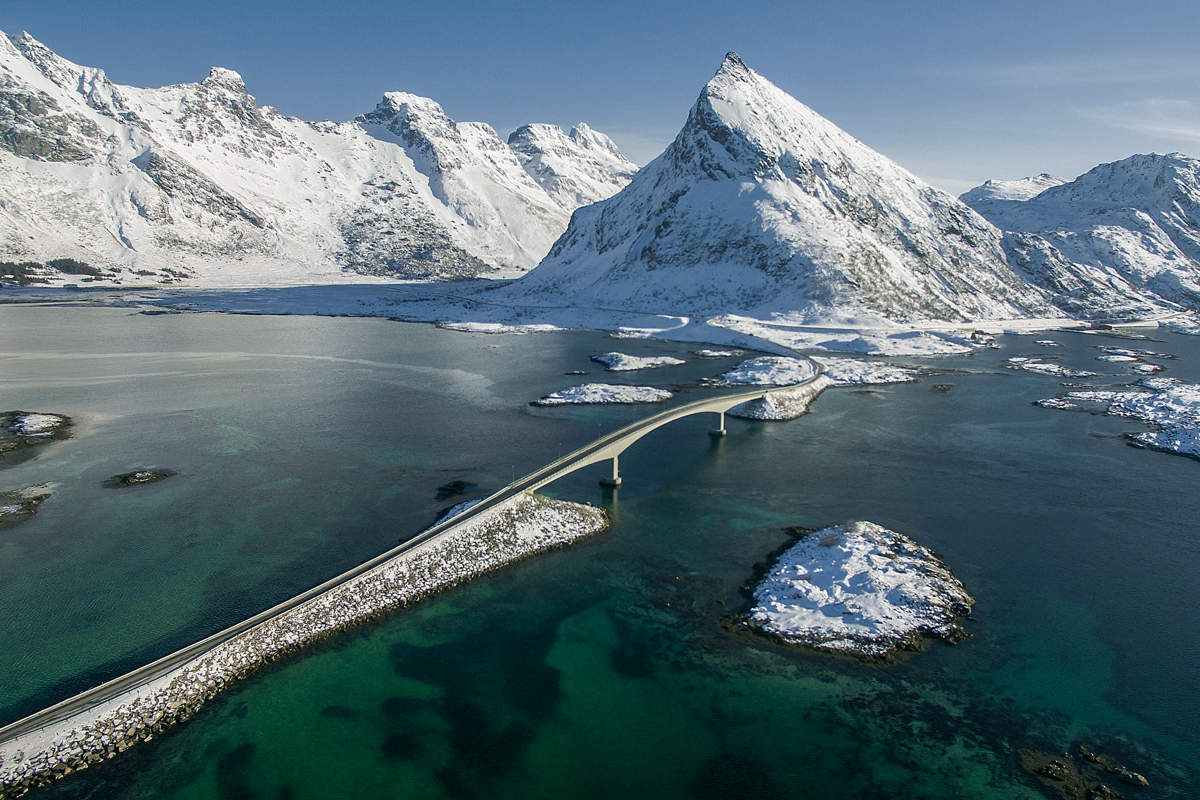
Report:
3,0,1198,193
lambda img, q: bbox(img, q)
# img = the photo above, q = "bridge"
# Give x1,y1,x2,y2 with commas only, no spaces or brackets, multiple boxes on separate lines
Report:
0,367,822,747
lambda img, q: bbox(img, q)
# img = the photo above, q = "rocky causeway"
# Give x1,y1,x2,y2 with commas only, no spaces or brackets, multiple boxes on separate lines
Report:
0,492,609,798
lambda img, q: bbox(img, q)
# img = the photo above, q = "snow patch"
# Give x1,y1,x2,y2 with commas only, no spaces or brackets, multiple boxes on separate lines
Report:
533,383,672,406
721,356,818,386
811,356,918,386
1004,357,1098,378
590,352,686,371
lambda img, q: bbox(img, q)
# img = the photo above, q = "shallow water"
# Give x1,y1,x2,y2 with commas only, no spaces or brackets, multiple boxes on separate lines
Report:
1,307,1197,798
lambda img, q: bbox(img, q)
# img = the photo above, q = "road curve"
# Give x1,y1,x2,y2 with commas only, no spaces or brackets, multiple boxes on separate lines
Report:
0,368,822,743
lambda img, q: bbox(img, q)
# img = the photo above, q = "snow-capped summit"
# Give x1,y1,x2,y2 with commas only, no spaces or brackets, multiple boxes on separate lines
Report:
202,67,249,93
0,30,637,285
512,52,1053,323
965,153,1200,314
508,122,638,211
960,173,1065,205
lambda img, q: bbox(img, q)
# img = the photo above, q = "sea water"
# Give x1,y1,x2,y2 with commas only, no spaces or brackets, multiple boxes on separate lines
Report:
1,307,1196,798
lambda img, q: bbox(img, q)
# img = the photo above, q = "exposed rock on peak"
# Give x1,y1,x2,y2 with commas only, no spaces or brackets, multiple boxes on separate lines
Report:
202,67,248,93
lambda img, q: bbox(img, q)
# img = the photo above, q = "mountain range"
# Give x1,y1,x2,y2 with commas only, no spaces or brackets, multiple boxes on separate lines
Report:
3,32,1200,326
0,30,636,285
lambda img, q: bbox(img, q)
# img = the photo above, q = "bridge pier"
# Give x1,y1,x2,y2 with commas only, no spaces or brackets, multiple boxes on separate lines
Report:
709,410,727,437
599,455,622,487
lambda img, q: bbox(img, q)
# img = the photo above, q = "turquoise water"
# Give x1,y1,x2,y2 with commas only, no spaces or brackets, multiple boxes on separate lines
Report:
1,307,1197,798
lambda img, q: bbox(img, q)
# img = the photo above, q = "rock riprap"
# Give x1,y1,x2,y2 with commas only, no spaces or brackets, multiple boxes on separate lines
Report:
0,492,608,797
744,521,974,662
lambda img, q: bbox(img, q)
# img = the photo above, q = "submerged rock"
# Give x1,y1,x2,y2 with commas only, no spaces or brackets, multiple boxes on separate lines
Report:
743,521,974,662
103,469,176,488
1020,744,1151,800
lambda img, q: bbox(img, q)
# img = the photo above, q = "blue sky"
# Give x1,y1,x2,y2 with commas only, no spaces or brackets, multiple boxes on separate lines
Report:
3,0,1198,192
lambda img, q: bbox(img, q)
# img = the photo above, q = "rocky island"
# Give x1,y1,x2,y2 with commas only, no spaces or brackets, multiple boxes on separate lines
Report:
0,483,53,529
743,521,974,662
103,469,176,488
1,412,70,462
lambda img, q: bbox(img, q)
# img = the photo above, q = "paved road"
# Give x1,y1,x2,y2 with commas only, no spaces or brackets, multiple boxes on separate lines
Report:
0,372,821,744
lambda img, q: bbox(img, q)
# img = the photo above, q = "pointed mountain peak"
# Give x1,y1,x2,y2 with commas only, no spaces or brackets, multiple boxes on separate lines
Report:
721,51,748,72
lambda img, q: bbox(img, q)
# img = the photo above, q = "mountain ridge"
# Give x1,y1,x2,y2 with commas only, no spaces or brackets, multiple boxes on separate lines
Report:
0,30,636,285
963,152,1200,314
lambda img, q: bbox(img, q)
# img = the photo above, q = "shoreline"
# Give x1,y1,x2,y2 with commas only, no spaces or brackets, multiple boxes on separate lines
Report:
3,283,1183,358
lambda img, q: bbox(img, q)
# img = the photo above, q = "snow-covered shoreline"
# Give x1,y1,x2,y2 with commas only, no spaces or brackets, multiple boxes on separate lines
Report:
4,281,1144,357
0,492,608,797
1037,376,1200,459
718,355,919,420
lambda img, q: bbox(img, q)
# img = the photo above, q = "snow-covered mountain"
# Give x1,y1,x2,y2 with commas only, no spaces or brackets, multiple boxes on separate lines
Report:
960,173,1065,204
507,123,638,211
0,30,635,285
510,53,1055,324
962,154,1200,314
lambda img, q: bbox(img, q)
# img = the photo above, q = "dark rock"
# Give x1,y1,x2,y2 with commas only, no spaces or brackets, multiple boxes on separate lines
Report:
0,483,53,528
103,469,176,488
1112,766,1149,788
930,383,954,392
0,411,71,463
1040,758,1073,781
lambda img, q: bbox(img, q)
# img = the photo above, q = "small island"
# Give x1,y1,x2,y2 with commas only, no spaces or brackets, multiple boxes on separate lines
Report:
0,483,54,529
533,383,673,406
103,469,177,488
590,352,686,371
742,521,974,662
1,411,71,461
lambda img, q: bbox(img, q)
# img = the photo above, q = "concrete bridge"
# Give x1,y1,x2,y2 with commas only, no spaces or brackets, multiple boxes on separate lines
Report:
529,384,791,489
0,368,822,745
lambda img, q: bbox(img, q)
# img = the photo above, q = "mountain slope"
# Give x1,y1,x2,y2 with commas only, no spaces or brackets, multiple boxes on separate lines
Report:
963,154,1200,314
511,53,1056,323
0,31,636,285
507,122,638,210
